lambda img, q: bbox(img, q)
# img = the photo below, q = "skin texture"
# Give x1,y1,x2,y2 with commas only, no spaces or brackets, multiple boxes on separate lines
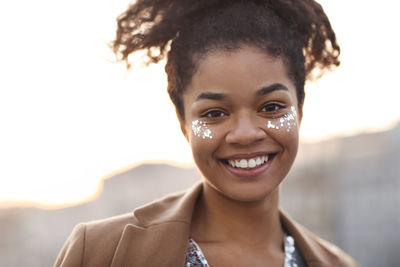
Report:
179,46,301,266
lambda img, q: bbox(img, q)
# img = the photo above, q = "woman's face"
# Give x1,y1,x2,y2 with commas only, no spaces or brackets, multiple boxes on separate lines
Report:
180,46,300,202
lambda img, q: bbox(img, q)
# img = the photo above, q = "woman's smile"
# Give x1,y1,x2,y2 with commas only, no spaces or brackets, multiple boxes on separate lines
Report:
225,153,270,169
180,45,300,202
222,152,275,178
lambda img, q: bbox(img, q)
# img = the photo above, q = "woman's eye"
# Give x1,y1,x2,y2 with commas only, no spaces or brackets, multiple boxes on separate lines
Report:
260,103,284,113
201,110,227,118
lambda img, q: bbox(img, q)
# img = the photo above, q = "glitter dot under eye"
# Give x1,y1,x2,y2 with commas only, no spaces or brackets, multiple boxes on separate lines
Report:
192,120,213,139
266,106,298,132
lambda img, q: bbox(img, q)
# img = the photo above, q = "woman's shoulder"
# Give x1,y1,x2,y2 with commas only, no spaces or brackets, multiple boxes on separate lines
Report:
68,182,203,239
280,211,358,267
54,213,137,267
54,184,203,267
79,212,140,245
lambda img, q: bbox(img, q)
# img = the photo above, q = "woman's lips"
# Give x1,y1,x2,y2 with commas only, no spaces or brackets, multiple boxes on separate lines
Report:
227,155,269,169
222,154,275,177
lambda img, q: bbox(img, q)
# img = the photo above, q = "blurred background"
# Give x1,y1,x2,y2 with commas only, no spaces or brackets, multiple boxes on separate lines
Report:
0,0,399,266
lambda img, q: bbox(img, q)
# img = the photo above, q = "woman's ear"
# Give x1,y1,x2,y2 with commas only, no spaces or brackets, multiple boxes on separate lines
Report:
298,110,303,125
177,112,189,141
180,121,188,141
297,101,304,125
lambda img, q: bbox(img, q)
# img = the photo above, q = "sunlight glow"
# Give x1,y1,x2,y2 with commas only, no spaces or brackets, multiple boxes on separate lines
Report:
0,0,399,208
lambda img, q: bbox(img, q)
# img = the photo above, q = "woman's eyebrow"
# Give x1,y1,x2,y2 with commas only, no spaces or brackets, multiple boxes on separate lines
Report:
195,92,227,101
194,83,287,101
256,83,288,96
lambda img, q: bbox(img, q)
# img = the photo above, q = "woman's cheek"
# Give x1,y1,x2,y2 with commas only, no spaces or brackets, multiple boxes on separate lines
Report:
265,106,299,134
189,119,216,158
264,105,300,154
189,120,219,169
191,119,214,139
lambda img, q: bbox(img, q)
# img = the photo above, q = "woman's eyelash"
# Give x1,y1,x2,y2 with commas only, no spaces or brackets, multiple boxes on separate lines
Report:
260,103,285,112
200,110,227,118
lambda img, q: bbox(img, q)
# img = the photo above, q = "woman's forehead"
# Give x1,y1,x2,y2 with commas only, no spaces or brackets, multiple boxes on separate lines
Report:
189,46,294,92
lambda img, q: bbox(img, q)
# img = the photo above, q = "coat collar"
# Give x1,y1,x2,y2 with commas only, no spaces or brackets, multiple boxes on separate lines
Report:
111,182,345,267
280,211,341,267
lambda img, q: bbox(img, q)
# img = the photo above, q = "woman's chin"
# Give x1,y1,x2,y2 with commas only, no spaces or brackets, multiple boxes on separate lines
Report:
205,180,280,204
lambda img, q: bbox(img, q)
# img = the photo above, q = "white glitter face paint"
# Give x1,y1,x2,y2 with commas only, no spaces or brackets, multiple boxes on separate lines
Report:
266,106,298,132
192,120,213,139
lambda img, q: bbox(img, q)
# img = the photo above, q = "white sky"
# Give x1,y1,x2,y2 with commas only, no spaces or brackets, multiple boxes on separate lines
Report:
0,0,399,208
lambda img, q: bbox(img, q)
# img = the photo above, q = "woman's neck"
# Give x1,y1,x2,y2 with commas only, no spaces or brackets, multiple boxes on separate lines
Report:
190,182,283,249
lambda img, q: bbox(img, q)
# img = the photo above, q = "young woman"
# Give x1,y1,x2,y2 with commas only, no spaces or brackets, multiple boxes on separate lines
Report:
55,0,358,266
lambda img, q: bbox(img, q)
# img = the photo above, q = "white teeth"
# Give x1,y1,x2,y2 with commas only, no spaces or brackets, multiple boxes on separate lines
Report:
248,159,256,168
227,155,270,169
239,159,248,168
235,160,240,168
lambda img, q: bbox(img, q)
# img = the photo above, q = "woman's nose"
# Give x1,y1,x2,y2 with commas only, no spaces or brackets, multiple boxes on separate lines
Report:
225,115,266,145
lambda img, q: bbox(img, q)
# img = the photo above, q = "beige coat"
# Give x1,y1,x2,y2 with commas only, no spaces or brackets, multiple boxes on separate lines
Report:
54,182,358,267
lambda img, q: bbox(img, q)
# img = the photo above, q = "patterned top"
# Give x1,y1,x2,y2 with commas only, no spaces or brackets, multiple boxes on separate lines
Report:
185,238,210,267
184,234,307,267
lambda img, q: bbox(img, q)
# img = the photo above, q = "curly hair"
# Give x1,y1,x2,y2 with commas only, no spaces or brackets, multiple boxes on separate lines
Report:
112,0,340,120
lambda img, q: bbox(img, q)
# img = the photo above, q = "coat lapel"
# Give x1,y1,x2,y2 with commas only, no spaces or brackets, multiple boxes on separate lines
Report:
281,211,340,267
110,222,190,267
111,182,203,267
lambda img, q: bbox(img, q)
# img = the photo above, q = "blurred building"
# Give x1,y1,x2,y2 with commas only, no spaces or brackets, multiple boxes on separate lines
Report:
281,123,400,266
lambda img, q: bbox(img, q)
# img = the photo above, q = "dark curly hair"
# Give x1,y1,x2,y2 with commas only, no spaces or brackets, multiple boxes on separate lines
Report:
112,0,340,120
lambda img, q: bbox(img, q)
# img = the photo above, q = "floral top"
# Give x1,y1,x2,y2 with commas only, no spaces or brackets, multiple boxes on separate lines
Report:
184,234,307,267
